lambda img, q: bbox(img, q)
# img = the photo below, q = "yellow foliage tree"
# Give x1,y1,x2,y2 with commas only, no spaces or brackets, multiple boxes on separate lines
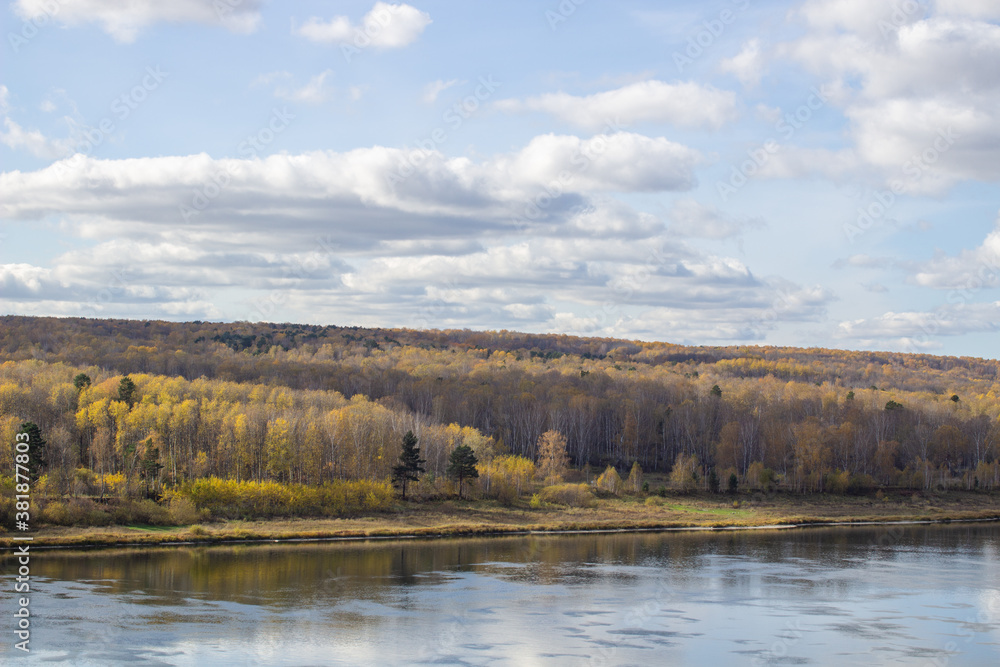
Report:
536,429,570,483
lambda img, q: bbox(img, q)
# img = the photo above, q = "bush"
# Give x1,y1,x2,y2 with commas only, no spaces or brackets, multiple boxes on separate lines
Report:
169,496,205,525
110,499,171,525
644,496,665,507
529,493,543,509
538,483,595,507
179,477,393,519
595,466,622,495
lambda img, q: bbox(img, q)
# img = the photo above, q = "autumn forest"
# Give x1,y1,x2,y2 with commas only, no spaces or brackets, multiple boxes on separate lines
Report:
2,316,999,526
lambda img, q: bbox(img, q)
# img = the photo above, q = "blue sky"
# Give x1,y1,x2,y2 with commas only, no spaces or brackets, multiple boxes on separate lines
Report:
1,0,999,358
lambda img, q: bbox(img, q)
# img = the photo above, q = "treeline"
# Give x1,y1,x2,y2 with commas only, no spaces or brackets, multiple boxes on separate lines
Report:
0,316,998,498
0,360,492,494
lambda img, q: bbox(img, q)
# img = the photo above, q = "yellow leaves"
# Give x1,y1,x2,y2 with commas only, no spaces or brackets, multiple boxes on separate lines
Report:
181,477,393,518
536,429,569,483
596,465,623,495
0,381,27,415
668,454,698,492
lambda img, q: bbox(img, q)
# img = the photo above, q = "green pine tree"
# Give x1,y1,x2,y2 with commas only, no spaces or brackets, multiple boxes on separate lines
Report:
17,422,47,482
446,444,479,500
391,431,426,500
118,375,137,407
708,468,720,494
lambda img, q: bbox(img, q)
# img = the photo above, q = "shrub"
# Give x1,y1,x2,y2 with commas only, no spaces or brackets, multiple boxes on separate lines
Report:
179,477,393,519
644,496,664,507
595,466,622,495
626,462,643,494
169,496,204,525
478,455,535,505
41,501,69,525
538,483,595,507
529,494,543,509
110,499,170,525
825,470,851,494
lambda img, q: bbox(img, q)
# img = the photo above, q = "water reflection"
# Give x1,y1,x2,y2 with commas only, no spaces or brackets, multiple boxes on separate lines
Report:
2,524,999,665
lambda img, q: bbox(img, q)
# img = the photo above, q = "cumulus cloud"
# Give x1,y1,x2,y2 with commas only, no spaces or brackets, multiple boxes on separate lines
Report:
935,0,1000,20
720,40,764,87
668,199,764,239
911,212,1000,289
836,302,1000,340
774,5,1000,193
0,117,71,158
0,133,703,247
0,88,77,158
296,2,431,48
495,80,739,130
0,127,833,340
12,0,262,42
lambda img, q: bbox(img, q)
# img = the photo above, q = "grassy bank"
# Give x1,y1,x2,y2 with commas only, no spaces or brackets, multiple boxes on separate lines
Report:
4,489,999,549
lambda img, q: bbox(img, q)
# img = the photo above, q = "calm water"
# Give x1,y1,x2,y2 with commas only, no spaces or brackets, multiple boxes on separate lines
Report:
2,524,1000,666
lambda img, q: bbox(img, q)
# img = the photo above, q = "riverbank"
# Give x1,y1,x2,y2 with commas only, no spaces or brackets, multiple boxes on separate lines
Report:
5,490,999,549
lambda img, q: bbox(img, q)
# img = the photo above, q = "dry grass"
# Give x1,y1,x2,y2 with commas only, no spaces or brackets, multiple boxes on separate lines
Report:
4,490,998,549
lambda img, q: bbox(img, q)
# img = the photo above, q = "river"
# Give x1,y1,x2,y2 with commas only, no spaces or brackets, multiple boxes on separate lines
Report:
3,523,1000,665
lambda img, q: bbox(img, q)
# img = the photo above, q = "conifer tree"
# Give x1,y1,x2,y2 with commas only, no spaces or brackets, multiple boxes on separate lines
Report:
391,431,426,500
447,444,479,499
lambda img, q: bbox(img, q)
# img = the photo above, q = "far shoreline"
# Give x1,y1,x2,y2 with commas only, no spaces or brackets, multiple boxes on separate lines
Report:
5,493,1000,551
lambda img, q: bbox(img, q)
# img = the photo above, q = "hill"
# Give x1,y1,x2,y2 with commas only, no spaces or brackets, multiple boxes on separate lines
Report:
0,315,998,506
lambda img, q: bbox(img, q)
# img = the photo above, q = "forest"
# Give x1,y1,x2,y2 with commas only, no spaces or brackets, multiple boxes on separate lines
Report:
1,315,998,525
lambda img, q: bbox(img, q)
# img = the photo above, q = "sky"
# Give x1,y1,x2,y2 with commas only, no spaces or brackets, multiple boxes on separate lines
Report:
1,0,998,359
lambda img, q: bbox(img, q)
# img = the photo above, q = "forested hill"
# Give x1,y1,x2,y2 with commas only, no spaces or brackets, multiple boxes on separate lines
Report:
2,315,998,388
1,315,998,490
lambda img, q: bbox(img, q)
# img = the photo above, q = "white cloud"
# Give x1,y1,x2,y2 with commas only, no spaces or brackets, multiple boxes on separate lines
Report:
12,0,262,42
296,2,431,49
668,199,764,239
935,0,1000,20
911,212,1000,289
774,7,1000,193
0,133,702,251
720,40,764,87
495,80,739,130
836,302,1000,340
422,79,462,104
795,0,924,39
0,117,72,159
0,130,833,339
278,70,335,104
